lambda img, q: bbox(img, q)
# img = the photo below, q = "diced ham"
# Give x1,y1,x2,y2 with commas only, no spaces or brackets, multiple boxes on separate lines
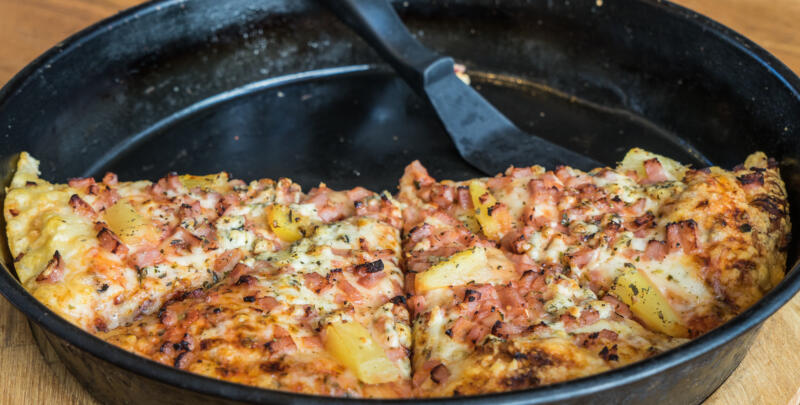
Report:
666,220,698,254
336,279,363,303
192,223,218,251
357,270,386,288
234,274,257,287
407,223,432,244
216,193,241,217
627,212,655,233
642,158,669,184
301,336,323,349
447,317,471,341
528,178,561,204
456,186,472,210
386,347,409,361
501,230,529,255
579,308,600,326
625,198,648,217
575,183,604,202
625,170,640,182
303,272,330,294
645,240,668,261
543,172,563,190
346,187,372,202
574,329,618,347
213,249,243,273
404,273,416,295
430,363,451,384
491,320,527,338
166,173,183,190
485,176,510,192
68,177,96,191
565,173,593,188
159,306,178,327
35,251,64,283
93,186,120,211
496,286,526,318
465,324,490,344
507,166,534,178
570,248,595,268
167,227,203,252
228,263,253,283
266,326,297,355
598,329,619,341
178,201,202,220
102,172,118,185
407,294,425,317
518,269,540,289
305,186,355,223
354,259,386,287
560,314,578,331
430,184,455,208
413,360,440,387
68,194,96,218
602,295,634,319
130,247,164,269
150,173,183,200
97,227,129,256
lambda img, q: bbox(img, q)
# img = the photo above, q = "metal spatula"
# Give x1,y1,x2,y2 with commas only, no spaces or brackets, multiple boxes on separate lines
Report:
318,0,602,174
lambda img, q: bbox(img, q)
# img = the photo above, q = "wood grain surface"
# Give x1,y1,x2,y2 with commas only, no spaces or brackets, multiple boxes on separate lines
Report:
1,0,799,404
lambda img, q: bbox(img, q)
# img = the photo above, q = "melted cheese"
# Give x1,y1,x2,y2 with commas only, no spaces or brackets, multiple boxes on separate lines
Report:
4,148,789,398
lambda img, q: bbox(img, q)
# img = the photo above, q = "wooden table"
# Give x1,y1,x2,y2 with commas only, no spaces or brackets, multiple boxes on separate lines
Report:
1,0,799,403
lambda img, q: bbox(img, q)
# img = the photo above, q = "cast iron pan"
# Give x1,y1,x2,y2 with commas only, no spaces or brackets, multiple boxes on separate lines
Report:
1,0,799,404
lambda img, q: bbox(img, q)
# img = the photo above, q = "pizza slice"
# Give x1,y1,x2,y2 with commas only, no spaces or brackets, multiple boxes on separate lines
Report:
398,148,789,396
6,152,303,331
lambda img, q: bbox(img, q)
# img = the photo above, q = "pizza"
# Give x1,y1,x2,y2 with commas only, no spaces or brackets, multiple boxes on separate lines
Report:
4,148,789,398
398,148,789,395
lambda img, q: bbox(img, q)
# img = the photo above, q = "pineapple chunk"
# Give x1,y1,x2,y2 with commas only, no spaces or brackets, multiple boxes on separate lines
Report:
457,213,481,234
415,246,516,292
179,173,229,192
103,200,157,246
468,181,509,240
610,266,688,337
265,204,313,243
617,148,687,181
324,321,402,384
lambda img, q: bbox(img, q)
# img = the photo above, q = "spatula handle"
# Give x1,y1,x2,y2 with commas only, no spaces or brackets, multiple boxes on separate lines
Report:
318,0,454,93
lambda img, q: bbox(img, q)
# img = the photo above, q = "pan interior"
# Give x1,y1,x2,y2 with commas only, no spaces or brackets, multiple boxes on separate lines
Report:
87,67,709,192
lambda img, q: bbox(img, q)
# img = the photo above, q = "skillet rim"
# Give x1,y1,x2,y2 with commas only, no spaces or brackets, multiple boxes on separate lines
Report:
0,0,799,403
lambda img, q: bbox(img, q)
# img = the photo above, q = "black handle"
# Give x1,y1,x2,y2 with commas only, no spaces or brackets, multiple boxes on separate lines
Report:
318,0,454,94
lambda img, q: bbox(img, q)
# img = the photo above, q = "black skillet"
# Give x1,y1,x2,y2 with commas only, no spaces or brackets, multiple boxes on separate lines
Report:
0,0,799,404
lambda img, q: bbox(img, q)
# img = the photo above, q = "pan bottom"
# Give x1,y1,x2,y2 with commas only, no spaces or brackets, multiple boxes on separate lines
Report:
85,66,710,192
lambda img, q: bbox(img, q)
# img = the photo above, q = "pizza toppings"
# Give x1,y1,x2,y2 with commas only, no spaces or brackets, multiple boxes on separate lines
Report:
96,226,128,256
324,320,403,385
609,266,688,337
4,149,789,398
35,251,63,283
397,148,788,396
